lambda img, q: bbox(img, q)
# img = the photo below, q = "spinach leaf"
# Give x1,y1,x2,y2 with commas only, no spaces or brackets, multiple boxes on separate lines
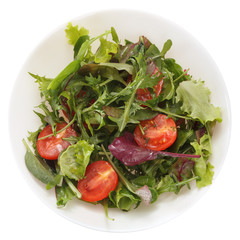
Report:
23,139,56,185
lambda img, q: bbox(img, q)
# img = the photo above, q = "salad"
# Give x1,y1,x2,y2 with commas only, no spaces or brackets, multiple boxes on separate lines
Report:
23,23,222,218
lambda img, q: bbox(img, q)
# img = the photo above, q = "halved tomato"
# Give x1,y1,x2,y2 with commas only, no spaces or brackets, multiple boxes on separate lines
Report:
77,161,118,202
134,114,177,151
37,123,77,160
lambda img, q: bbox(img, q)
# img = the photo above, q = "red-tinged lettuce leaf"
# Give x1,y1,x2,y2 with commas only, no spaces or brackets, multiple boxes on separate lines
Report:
108,132,201,166
170,158,195,181
135,185,152,205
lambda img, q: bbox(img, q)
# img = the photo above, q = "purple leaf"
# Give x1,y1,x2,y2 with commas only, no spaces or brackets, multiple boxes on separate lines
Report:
108,132,201,166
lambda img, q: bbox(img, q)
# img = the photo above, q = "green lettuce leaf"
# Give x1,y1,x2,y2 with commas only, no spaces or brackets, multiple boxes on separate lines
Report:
176,80,222,123
58,140,94,180
191,134,214,188
55,182,75,207
109,184,140,211
95,37,118,63
65,22,89,46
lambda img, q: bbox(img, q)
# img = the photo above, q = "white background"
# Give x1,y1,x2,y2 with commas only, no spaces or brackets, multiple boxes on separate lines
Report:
1,0,239,239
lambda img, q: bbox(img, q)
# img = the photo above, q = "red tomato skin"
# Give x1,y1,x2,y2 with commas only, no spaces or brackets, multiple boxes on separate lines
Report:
134,114,177,151
37,123,77,160
77,161,118,202
152,67,163,97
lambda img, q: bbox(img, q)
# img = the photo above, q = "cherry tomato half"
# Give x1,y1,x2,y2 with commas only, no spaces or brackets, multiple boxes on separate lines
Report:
77,161,118,202
37,123,77,160
134,114,177,151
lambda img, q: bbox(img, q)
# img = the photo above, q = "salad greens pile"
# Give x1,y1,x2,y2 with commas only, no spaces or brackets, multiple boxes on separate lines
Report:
23,22,221,214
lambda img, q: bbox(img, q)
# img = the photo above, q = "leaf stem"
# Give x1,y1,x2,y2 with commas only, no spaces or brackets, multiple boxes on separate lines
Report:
99,77,127,87
64,177,82,199
152,107,192,120
175,175,200,186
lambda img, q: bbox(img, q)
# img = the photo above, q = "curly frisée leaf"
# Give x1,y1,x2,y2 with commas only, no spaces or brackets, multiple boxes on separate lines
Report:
191,134,214,188
65,22,89,46
176,80,222,123
58,140,94,180
95,37,118,63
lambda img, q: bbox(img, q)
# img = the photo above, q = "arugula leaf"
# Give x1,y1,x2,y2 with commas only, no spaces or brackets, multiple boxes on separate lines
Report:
27,127,43,156
169,129,194,153
108,102,141,131
156,175,180,195
176,80,222,123
111,27,119,44
163,58,188,83
65,22,89,45
157,174,199,195
99,62,134,75
160,39,172,57
130,108,158,121
29,73,52,97
58,140,94,180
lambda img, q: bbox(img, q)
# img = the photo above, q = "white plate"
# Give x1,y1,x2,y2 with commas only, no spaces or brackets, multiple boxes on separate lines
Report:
9,9,231,232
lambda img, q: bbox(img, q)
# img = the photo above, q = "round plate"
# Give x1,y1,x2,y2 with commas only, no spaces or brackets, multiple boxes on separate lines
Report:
9,9,231,232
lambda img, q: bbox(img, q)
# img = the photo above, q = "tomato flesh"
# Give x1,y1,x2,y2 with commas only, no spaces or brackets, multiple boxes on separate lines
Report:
134,114,177,151
77,161,118,202
37,123,77,160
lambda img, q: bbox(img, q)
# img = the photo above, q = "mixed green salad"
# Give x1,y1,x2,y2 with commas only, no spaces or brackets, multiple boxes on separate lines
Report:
23,23,222,217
